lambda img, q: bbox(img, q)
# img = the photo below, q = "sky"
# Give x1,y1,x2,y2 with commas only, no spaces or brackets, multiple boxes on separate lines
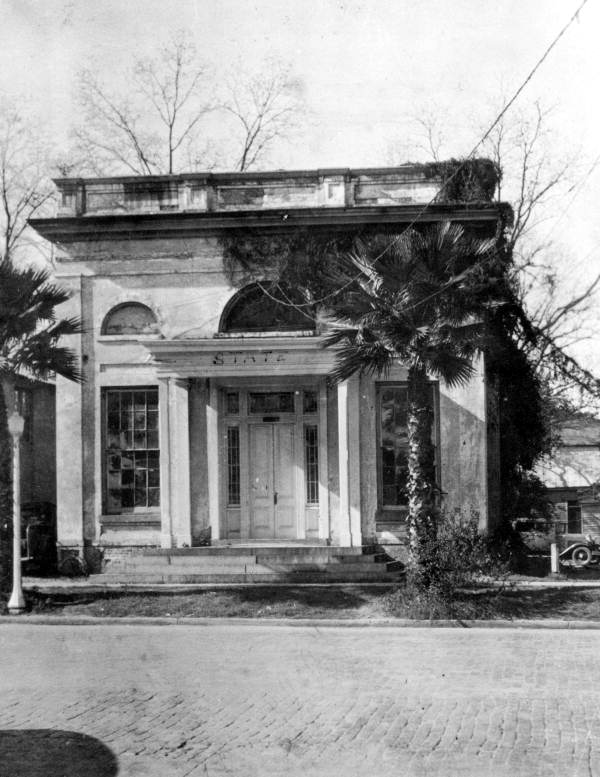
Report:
1,0,600,367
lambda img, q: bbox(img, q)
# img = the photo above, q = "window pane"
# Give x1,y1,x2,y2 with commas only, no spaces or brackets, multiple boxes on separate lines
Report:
121,469,134,486
567,502,582,533
103,303,158,336
378,385,435,508
304,425,319,504
303,390,318,414
226,392,239,415
249,392,294,414
222,282,316,332
104,388,160,514
227,427,240,506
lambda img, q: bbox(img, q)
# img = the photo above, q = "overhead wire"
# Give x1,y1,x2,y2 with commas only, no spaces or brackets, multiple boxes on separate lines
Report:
234,0,591,312
83,0,591,330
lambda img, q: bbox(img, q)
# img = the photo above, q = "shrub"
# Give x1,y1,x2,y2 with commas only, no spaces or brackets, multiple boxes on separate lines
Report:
385,510,510,619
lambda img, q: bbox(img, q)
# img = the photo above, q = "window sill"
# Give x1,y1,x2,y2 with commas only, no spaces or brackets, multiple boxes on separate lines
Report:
101,513,161,526
98,335,163,343
214,331,316,339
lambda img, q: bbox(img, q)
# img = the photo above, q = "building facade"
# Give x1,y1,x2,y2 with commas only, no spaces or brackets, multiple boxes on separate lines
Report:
31,166,503,560
537,416,600,536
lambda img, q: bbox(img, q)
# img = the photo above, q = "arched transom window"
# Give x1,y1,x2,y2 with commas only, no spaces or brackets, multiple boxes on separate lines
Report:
101,303,159,336
219,282,315,334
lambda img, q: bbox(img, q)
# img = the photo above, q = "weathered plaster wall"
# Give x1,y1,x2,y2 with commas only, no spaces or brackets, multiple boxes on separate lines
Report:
53,233,492,547
438,355,488,529
19,383,56,506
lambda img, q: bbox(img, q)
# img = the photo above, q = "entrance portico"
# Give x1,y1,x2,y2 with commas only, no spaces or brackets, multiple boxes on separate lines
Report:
146,337,362,548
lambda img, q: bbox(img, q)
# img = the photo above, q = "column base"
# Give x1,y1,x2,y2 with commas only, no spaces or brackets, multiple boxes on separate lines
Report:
7,589,26,614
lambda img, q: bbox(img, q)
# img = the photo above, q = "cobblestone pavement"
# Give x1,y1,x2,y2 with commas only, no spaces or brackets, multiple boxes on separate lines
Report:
1,623,600,776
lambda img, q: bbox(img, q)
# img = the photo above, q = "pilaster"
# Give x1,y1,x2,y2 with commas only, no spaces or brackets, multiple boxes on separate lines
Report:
337,379,362,546
159,377,191,547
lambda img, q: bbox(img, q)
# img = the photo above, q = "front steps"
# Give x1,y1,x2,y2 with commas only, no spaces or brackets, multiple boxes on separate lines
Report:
89,546,403,584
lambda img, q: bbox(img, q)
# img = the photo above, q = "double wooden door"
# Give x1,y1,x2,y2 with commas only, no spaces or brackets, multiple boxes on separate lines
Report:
248,423,297,538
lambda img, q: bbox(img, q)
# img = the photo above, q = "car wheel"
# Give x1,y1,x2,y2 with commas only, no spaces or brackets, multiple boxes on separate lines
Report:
571,545,593,567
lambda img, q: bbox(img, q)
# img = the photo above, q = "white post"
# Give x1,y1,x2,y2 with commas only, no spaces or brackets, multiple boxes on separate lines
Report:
206,381,220,541
337,381,352,546
7,410,26,614
550,543,559,574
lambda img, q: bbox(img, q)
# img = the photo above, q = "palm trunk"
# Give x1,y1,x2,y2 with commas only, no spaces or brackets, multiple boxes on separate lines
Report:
406,363,437,578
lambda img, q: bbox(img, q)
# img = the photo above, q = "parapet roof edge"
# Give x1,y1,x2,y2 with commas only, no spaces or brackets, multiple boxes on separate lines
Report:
52,164,443,187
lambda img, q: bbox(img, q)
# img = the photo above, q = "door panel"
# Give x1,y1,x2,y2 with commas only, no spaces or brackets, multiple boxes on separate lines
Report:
274,424,296,538
249,425,274,538
249,423,297,539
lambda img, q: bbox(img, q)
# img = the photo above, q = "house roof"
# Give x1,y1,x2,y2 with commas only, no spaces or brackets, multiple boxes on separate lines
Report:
557,415,600,446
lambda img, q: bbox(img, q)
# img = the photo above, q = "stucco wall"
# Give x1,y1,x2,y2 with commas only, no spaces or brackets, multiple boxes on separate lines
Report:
18,382,56,506
53,232,492,547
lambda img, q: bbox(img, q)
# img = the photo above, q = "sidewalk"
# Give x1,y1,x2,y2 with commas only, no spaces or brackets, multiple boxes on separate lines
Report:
22,574,600,594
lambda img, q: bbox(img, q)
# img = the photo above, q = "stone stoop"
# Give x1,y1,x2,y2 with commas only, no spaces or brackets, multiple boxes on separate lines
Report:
89,546,404,584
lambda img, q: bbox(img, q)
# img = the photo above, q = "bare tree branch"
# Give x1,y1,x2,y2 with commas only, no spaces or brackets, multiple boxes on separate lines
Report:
73,32,215,175
0,100,55,267
220,58,304,171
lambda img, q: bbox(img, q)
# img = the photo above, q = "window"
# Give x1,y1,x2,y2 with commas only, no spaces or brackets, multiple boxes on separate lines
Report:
303,390,318,414
226,392,240,415
378,384,436,508
567,501,582,533
248,391,295,414
101,303,159,336
304,425,319,504
227,427,241,506
103,388,159,514
219,282,315,333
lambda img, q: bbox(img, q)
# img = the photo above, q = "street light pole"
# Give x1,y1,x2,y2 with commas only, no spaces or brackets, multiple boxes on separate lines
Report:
7,409,25,614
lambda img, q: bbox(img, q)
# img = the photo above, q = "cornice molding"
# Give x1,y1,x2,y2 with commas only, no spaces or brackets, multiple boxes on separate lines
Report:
30,203,504,243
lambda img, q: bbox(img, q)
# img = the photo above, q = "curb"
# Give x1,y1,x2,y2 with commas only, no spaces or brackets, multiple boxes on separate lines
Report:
3,615,600,629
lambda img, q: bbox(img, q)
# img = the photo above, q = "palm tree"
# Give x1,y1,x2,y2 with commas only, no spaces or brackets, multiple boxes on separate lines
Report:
322,221,506,575
0,257,81,590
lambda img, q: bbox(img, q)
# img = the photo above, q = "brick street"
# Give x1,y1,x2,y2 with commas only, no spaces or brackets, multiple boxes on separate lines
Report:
1,623,600,776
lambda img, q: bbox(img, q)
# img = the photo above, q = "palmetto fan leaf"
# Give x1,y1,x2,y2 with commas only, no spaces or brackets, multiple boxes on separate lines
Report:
0,258,82,385
318,220,507,565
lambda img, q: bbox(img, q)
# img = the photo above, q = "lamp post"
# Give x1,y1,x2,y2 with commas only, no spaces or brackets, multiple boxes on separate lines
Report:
7,409,25,614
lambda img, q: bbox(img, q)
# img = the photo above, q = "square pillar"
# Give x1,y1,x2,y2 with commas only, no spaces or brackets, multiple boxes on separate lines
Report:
337,377,362,547
159,377,192,547
206,380,220,540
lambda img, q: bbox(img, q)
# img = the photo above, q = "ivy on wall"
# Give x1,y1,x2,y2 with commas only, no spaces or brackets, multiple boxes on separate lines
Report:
427,158,501,204
220,158,503,287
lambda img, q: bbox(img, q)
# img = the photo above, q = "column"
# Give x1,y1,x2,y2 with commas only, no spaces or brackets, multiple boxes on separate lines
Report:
206,380,220,541
337,377,362,547
347,375,363,546
159,377,192,548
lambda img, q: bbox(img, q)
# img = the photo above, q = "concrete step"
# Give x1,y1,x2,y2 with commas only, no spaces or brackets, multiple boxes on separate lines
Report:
254,553,375,565
103,545,365,559
104,555,258,569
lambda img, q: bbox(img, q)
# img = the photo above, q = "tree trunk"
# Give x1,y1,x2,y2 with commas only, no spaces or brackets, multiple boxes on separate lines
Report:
405,363,437,578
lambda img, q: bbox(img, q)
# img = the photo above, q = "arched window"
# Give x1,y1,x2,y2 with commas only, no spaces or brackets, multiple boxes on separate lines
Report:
219,283,315,334
101,303,159,336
